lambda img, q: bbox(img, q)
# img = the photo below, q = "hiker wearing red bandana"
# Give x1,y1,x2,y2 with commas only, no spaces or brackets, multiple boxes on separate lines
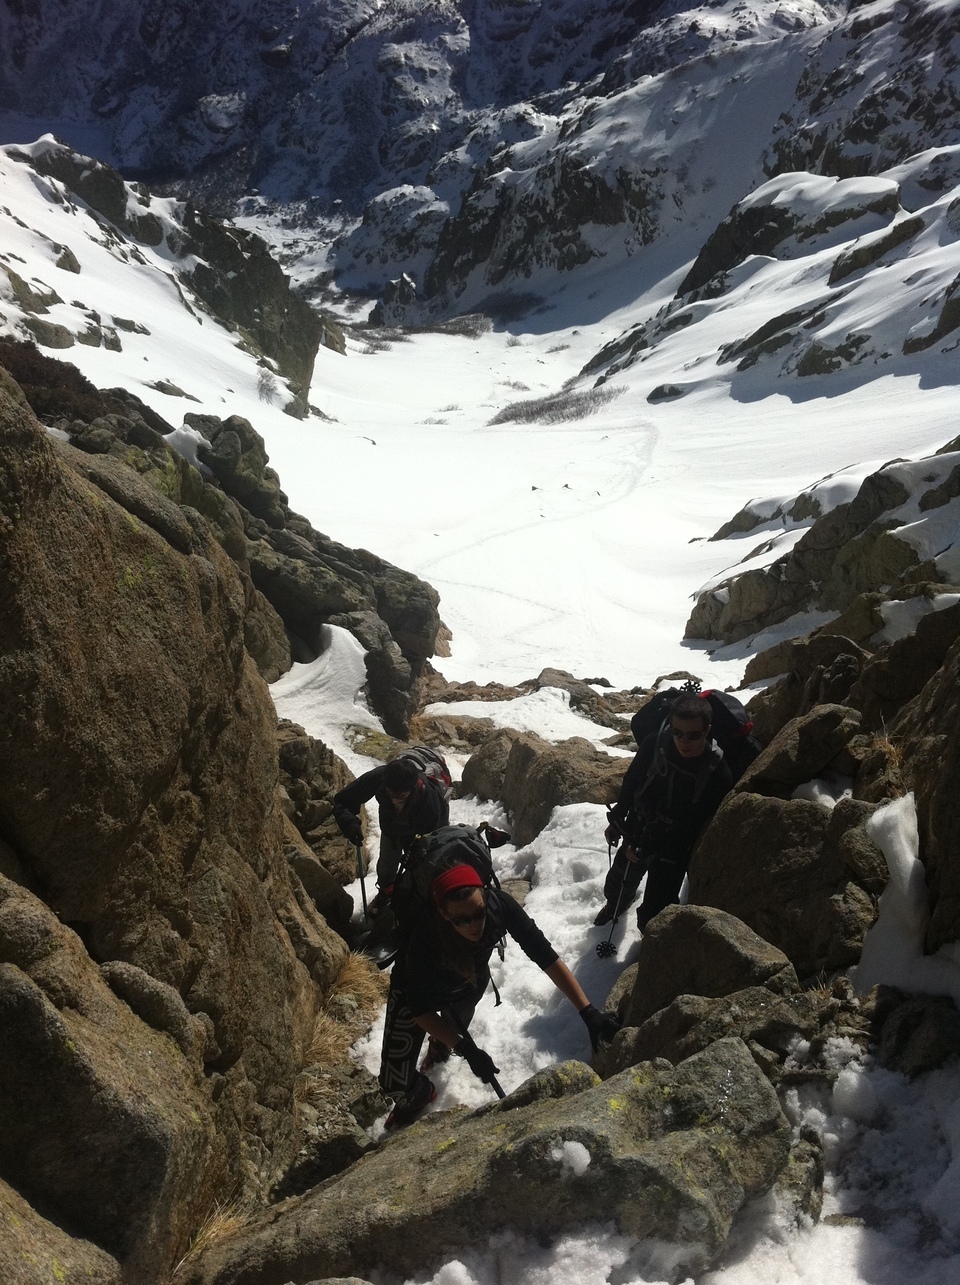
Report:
379,862,619,1128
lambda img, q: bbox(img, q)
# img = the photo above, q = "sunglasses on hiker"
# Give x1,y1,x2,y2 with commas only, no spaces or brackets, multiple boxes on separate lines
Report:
447,905,487,928
671,726,707,742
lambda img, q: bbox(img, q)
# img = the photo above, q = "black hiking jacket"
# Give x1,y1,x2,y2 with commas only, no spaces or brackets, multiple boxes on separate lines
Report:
393,890,558,1017
333,765,449,844
609,732,732,863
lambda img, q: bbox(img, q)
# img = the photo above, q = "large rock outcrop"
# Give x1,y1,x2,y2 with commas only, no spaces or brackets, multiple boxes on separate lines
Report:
688,794,882,980
464,731,624,846
685,444,960,646
190,1041,790,1285
0,368,350,1277
0,880,223,1281
0,340,443,735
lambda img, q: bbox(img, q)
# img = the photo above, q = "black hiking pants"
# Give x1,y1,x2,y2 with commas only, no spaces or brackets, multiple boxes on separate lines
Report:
636,851,689,930
602,843,647,913
603,843,689,930
379,981,482,1099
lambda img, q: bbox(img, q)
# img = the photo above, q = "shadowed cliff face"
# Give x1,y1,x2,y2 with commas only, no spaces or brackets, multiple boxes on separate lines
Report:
0,367,349,1279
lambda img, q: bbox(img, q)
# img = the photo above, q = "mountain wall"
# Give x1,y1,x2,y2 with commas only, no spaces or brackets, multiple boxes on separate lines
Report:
0,365,347,1280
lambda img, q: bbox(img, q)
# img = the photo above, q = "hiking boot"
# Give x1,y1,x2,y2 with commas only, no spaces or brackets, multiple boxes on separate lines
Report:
593,903,616,927
419,1038,451,1072
385,1073,436,1130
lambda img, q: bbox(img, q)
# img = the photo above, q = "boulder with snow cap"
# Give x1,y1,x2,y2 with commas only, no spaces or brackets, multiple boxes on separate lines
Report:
686,444,960,648
848,595,960,733
187,1041,790,1285
495,732,624,846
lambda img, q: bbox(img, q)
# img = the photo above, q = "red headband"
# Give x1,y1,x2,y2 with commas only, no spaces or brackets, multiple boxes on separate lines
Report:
431,865,483,905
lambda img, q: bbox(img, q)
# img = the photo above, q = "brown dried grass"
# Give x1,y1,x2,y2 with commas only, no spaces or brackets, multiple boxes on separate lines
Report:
172,1200,250,1278
306,951,388,1067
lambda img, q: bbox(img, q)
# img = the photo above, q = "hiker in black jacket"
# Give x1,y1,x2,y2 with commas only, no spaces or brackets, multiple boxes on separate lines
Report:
380,863,620,1127
595,693,733,931
333,758,449,916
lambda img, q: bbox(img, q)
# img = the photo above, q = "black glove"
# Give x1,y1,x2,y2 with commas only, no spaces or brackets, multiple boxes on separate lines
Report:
579,1003,622,1052
337,813,363,846
605,809,624,845
455,1037,500,1084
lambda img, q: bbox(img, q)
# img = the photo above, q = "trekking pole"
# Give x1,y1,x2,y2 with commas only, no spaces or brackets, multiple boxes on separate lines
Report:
451,1011,506,1099
355,842,368,919
596,846,632,960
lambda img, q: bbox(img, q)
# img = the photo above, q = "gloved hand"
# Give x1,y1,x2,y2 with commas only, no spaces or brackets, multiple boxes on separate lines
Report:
367,885,394,918
337,813,363,846
455,1037,500,1084
604,811,622,846
579,1003,622,1052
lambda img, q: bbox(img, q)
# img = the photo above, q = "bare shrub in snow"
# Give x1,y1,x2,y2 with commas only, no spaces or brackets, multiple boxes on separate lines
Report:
407,314,492,338
488,384,626,426
258,367,280,402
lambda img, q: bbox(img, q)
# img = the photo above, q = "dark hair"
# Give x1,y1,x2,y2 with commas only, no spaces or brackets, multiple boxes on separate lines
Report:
383,757,419,791
670,693,711,729
439,884,479,910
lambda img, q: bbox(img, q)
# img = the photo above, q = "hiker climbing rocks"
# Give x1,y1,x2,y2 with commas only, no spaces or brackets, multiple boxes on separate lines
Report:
333,754,450,917
380,859,620,1128
595,692,733,932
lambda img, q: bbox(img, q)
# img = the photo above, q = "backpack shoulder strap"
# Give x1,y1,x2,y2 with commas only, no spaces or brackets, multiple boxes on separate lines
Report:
691,743,725,805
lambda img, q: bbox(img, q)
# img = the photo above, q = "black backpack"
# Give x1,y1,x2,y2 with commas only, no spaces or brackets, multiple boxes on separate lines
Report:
391,823,505,938
630,683,761,784
394,745,453,801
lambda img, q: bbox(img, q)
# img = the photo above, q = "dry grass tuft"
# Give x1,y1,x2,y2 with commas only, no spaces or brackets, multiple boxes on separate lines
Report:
172,1200,250,1278
306,951,389,1068
872,730,904,770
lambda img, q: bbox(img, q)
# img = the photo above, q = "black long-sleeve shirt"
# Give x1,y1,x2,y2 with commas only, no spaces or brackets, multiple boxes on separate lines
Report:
610,732,732,862
332,764,449,845
393,890,558,1017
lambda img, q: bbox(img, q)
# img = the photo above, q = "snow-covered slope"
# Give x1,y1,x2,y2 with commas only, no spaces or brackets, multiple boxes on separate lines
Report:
1,1,958,690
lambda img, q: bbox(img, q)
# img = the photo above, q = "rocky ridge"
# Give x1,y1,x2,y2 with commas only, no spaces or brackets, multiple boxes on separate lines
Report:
0,138,336,416
686,434,960,647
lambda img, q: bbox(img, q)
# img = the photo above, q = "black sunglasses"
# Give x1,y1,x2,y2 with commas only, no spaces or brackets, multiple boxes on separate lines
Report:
671,727,707,742
448,906,487,928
